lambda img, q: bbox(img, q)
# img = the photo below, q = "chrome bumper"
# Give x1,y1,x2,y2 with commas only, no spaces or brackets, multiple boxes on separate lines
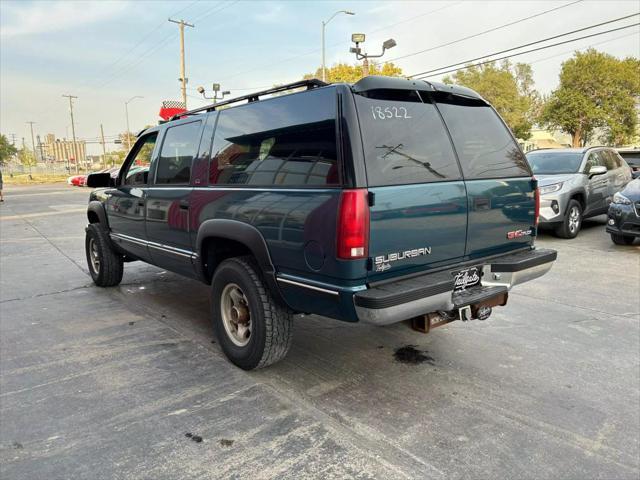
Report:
355,248,556,326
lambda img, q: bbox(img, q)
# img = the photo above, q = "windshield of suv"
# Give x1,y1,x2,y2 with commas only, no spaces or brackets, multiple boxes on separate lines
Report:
525,151,583,174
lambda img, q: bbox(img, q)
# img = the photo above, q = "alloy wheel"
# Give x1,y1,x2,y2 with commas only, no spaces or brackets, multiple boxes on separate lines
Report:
89,237,100,274
568,206,581,234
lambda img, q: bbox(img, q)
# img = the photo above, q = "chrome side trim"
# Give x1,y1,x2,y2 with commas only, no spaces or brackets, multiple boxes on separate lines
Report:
111,233,147,247
276,277,340,296
110,233,198,259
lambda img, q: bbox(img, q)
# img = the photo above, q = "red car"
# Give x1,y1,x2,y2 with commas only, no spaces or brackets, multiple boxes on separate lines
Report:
67,174,86,186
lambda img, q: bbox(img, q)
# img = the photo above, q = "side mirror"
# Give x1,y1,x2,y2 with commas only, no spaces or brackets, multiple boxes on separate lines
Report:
86,172,115,188
588,165,607,178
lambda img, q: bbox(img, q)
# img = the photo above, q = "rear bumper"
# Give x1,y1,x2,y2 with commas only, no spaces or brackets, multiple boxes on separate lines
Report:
354,248,557,325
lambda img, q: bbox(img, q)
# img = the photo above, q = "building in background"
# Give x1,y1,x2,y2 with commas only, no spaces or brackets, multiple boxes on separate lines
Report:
519,129,571,152
42,133,86,165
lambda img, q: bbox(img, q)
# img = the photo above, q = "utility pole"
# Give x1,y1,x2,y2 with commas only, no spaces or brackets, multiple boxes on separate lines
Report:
26,121,36,176
100,124,107,169
168,18,194,108
62,94,79,174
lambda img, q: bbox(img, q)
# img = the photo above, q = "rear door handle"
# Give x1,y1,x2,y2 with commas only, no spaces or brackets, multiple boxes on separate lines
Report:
179,200,190,210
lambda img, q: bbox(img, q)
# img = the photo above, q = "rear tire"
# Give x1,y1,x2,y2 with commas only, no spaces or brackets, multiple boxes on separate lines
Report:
555,200,582,239
85,223,124,287
211,256,292,370
610,233,636,245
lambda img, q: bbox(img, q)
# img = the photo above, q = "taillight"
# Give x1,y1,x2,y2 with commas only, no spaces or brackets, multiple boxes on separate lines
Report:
337,189,370,260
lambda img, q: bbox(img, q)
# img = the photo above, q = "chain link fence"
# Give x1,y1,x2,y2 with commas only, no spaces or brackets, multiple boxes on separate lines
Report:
3,160,122,178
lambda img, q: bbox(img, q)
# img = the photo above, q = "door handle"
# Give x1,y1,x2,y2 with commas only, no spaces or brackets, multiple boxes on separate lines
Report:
137,200,145,207
179,199,190,210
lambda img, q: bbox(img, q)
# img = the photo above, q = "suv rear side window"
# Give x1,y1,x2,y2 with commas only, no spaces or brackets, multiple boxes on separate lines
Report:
354,90,461,186
155,121,202,185
209,88,339,186
435,96,530,179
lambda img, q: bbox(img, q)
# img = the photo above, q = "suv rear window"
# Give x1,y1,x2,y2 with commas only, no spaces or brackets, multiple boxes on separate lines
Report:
354,90,461,187
209,88,339,186
435,96,530,179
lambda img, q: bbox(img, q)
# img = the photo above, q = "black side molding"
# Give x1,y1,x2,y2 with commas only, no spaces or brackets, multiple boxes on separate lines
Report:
491,248,557,273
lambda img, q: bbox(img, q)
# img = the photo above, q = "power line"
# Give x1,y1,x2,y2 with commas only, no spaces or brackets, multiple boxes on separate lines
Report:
216,1,462,82
384,0,585,64
409,12,639,78
75,0,201,90
413,22,640,79
94,1,238,90
527,30,640,65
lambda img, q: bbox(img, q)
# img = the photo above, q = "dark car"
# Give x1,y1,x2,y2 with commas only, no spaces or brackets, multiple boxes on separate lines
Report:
617,149,640,179
84,76,556,370
607,178,640,245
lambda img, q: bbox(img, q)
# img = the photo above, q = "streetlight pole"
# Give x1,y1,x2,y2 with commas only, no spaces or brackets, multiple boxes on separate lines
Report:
321,10,355,82
349,35,397,78
62,94,79,174
124,95,143,152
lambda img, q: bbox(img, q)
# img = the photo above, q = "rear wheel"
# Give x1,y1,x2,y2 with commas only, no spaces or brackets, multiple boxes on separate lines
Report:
85,223,124,287
555,200,582,239
610,233,636,245
211,256,292,370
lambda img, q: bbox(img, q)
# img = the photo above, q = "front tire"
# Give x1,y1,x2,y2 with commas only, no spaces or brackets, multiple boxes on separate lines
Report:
85,223,124,287
610,233,636,245
555,200,582,239
211,256,292,370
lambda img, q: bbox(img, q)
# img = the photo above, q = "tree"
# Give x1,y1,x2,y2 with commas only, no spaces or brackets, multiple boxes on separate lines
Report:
540,49,640,147
119,131,137,150
303,61,403,83
18,147,36,168
0,134,17,166
443,60,538,140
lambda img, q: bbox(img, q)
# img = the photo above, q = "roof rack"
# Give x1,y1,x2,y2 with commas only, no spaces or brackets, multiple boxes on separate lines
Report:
168,78,328,121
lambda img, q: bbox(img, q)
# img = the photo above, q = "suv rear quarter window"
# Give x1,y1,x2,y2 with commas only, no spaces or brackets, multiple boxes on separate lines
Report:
209,88,339,187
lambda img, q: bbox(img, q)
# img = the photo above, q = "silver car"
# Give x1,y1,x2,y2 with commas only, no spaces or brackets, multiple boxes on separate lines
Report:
526,147,632,238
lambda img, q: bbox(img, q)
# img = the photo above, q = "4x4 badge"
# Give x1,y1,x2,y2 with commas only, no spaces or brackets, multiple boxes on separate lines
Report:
507,229,533,239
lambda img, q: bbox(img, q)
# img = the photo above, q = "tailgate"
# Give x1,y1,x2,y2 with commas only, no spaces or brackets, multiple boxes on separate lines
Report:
368,183,468,280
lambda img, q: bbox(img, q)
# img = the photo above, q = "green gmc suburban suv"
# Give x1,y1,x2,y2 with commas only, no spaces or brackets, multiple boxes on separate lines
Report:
85,76,557,369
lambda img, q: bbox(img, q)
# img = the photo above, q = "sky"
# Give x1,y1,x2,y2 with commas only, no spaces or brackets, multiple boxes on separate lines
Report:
1,0,639,156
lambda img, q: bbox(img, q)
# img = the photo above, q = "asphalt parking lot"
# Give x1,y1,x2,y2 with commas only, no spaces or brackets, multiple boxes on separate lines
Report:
1,184,638,480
